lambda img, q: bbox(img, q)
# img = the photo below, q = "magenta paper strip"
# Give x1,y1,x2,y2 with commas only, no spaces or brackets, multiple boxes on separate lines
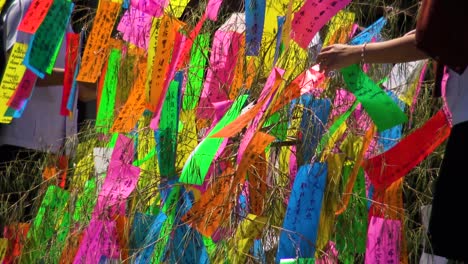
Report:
117,7,153,49
7,69,37,110
131,0,167,17
365,216,401,264
73,220,120,263
236,68,284,164
330,88,356,121
205,0,224,21
196,30,242,120
292,0,351,49
93,161,141,218
110,134,135,164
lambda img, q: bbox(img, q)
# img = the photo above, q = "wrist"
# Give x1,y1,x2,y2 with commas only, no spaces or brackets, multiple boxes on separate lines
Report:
360,42,368,64
350,45,363,64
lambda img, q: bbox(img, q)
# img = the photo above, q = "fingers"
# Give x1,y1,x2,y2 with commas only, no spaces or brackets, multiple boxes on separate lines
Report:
320,45,334,52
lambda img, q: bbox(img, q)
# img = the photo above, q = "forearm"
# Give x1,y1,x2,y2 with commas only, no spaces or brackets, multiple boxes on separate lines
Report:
362,33,429,64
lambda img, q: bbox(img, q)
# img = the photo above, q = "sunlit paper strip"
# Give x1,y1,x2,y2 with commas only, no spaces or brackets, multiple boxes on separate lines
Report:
179,95,248,185
0,43,28,123
291,0,352,49
76,0,121,83
276,163,327,259
196,30,242,121
341,64,408,132
245,0,266,56
365,110,451,190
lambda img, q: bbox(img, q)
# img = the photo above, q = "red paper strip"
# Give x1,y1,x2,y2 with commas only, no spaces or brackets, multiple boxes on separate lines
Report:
17,0,54,34
364,110,451,190
61,33,80,116
176,13,207,70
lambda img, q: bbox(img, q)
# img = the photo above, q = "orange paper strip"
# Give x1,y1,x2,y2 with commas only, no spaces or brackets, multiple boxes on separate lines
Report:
248,152,267,216
182,167,234,238
148,14,181,108
234,132,276,186
111,60,147,133
76,0,121,83
335,124,375,215
270,65,325,113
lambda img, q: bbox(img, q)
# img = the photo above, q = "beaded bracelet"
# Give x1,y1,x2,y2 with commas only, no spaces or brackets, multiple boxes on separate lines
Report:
361,42,368,64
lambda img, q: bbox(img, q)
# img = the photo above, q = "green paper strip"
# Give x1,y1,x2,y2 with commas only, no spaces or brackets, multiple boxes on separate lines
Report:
179,95,249,185
48,211,70,263
341,64,407,131
182,33,210,110
202,235,217,259
23,185,70,262
25,0,72,76
107,132,119,148
158,80,180,177
133,148,157,167
96,48,121,134
72,178,97,224
336,166,367,263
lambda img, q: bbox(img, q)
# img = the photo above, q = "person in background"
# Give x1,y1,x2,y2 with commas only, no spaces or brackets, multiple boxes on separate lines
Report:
0,0,96,233
317,1,468,262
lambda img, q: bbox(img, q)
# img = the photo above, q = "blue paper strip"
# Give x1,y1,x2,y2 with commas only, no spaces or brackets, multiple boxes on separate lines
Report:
349,17,387,45
300,96,331,164
130,212,158,256
245,0,266,56
134,212,168,264
274,16,286,65
276,163,328,261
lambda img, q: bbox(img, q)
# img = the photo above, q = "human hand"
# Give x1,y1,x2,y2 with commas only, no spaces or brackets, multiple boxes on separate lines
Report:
316,44,361,74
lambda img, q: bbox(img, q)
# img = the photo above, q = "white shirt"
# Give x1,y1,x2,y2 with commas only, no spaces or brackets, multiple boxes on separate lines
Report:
445,68,468,126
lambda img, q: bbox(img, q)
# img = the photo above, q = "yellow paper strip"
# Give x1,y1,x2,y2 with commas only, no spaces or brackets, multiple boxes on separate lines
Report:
0,43,28,123
315,154,344,257
0,238,7,263
166,0,191,18
228,214,267,263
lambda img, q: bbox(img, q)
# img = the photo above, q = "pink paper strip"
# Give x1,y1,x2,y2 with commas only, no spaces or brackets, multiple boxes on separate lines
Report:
315,241,339,264
73,220,121,263
205,0,224,21
330,89,355,121
110,134,135,164
365,216,401,264
131,0,167,17
236,68,284,164
117,7,153,49
299,65,325,97
441,66,452,126
7,70,37,110
93,161,141,218
196,31,242,121
292,0,351,49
